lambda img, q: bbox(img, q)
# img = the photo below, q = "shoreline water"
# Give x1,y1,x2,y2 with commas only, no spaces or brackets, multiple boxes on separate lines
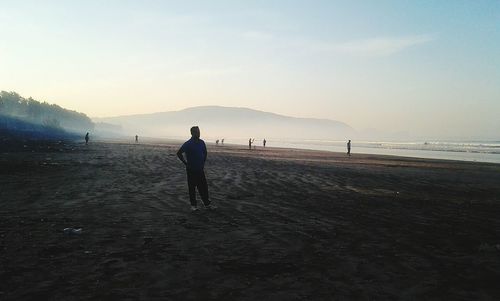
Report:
266,140,500,164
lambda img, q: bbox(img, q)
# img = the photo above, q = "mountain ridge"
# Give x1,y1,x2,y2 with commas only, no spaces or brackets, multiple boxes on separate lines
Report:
93,105,355,140
95,105,351,126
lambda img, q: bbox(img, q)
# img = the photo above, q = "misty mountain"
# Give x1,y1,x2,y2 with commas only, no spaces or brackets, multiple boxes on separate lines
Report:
94,106,355,140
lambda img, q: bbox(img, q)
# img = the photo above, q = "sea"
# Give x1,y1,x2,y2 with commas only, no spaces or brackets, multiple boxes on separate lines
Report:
218,138,500,164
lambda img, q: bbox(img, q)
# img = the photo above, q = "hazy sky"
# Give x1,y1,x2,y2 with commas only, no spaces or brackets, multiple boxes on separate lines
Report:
1,0,499,139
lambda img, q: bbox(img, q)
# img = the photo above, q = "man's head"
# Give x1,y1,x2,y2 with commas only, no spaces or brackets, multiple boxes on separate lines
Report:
190,126,200,139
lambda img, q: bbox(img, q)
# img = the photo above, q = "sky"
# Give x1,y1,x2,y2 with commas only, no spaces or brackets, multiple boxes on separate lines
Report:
1,0,499,140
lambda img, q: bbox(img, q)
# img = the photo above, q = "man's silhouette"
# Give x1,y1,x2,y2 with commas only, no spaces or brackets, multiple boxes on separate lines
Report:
347,140,351,156
248,138,252,150
263,139,266,147
177,126,216,211
135,135,138,143
85,132,89,145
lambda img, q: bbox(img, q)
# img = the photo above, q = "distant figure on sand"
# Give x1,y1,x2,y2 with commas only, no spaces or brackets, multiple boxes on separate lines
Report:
135,135,138,143
85,132,89,145
216,139,219,146
263,139,266,148
347,140,351,156
221,138,224,145
249,138,252,150
177,126,216,211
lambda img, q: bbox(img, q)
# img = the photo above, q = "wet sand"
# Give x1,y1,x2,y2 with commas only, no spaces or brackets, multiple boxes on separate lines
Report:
1,141,500,300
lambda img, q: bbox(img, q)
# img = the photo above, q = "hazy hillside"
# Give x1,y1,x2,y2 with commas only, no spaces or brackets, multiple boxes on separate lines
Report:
0,114,77,142
0,91,94,134
94,106,355,140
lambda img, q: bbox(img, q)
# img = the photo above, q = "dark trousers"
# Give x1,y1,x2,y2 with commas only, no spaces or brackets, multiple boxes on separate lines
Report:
187,169,210,206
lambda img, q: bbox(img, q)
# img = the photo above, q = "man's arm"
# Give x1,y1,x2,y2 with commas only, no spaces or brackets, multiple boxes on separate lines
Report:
177,148,187,166
202,142,207,163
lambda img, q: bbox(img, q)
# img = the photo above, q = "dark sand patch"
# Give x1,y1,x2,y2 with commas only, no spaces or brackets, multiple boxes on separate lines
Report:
1,141,500,300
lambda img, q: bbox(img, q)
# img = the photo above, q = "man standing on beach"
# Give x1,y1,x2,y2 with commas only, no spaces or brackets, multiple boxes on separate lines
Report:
347,139,351,156
177,126,216,211
85,132,89,145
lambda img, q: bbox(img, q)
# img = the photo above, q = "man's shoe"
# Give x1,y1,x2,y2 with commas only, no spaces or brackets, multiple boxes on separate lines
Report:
190,206,199,212
205,204,217,210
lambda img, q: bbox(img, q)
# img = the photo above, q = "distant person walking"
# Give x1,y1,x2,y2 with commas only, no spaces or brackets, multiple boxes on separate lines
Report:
221,138,224,145
263,139,266,148
216,139,219,146
248,138,252,150
347,139,351,156
85,132,89,145
177,126,216,211
135,135,138,143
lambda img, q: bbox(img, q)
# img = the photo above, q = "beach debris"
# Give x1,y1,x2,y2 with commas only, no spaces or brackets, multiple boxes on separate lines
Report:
63,227,82,235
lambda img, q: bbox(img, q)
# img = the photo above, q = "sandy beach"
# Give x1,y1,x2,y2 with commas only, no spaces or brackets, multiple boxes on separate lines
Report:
1,140,500,300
